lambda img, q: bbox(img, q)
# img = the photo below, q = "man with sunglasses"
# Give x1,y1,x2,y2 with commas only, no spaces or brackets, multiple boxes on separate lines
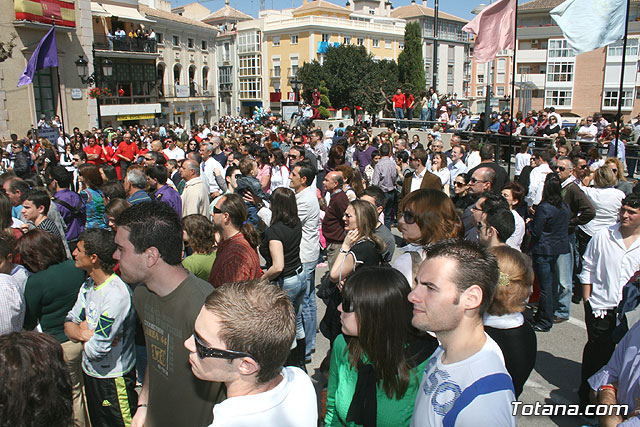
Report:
578,116,598,142
184,279,317,426
114,202,225,427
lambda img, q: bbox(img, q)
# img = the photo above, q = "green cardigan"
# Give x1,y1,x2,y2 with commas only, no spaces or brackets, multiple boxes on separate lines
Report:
23,259,86,343
325,334,429,427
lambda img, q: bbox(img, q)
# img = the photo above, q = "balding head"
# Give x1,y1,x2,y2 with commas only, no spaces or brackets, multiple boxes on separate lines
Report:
323,170,344,193
151,140,163,152
469,167,494,195
180,159,200,181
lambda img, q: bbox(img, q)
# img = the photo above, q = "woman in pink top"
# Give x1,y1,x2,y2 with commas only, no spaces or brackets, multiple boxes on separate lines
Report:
255,147,272,193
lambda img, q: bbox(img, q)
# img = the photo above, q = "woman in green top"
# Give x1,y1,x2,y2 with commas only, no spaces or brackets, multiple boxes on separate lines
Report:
326,267,438,427
182,214,218,281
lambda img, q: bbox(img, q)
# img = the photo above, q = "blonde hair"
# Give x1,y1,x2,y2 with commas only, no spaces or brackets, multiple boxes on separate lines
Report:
593,165,618,188
604,157,626,182
487,246,533,316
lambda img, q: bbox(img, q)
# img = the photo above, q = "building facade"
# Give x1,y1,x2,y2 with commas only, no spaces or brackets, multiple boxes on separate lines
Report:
1,0,93,138
469,0,640,119
260,0,406,115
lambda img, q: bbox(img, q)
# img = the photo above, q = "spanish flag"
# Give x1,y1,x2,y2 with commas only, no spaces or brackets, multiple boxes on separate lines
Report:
15,0,75,28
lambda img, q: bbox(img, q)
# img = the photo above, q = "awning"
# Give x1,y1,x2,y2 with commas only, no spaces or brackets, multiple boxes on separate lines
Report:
100,3,154,23
91,2,110,17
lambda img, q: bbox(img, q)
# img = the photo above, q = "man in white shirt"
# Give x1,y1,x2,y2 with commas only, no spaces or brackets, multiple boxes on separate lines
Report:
447,145,468,192
577,194,640,409
409,240,516,427
200,142,225,198
577,116,598,141
525,149,553,207
163,137,185,161
184,278,317,427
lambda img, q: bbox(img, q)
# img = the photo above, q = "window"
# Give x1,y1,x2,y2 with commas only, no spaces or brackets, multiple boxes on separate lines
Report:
477,74,485,84
290,34,298,45
201,40,207,50
496,72,505,84
548,39,574,58
239,78,261,99
603,89,634,109
239,31,261,53
448,45,455,60
187,38,194,49
357,38,364,46
385,39,391,49
322,34,330,42
272,57,280,78
219,67,232,91
239,55,261,76
373,39,379,48
172,35,180,46
223,42,230,61
289,56,299,77
447,64,454,82
33,68,56,120
546,62,574,82
518,65,530,74
545,89,572,107
476,87,484,97
273,36,280,47
156,33,164,44
343,37,351,45
496,86,505,96
607,39,639,57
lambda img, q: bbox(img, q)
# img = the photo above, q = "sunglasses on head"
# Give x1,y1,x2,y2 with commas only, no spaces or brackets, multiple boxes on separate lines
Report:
193,332,253,360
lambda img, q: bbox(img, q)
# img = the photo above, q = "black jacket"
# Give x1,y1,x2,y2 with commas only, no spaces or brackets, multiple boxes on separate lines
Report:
529,201,570,256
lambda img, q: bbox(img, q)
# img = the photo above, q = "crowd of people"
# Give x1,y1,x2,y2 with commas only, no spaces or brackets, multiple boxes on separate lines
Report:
1,110,640,427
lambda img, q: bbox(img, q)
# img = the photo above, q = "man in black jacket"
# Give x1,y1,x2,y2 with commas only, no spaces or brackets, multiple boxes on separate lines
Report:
556,157,596,318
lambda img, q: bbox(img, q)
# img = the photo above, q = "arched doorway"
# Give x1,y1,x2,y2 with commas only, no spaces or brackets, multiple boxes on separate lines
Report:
173,64,182,86
157,63,166,97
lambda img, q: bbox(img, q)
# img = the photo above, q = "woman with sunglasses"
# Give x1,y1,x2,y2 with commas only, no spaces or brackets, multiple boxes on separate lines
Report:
259,187,307,368
451,173,473,210
326,267,438,427
542,115,560,138
186,139,199,155
392,189,461,286
604,157,633,195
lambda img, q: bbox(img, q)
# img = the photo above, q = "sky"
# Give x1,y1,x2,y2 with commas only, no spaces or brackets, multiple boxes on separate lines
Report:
170,0,533,21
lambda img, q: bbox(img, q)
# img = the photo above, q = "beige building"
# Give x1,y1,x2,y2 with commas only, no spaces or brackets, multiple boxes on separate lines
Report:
1,0,94,139
469,0,640,119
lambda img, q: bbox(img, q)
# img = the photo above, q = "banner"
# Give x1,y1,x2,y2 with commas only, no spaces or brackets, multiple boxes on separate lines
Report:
15,0,75,27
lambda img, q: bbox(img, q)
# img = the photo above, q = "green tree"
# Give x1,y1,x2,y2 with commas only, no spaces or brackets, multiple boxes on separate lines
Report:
317,80,332,119
357,59,400,116
0,34,16,63
398,22,425,95
322,44,372,112
297,60,325,103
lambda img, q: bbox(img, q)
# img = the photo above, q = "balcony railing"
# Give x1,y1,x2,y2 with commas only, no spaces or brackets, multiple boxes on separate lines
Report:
163,84,216,98
219,83,233,93
100,94,159,105
93,35,157,53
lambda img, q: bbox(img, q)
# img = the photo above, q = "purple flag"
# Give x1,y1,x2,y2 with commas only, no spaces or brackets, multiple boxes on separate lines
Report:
17,26,58,87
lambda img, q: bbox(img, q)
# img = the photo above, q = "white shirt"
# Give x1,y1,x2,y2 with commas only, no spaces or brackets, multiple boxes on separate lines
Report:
506,210,525,250
466,151,481,170
579,224,640,314
578,186,626,237
163,146,185,161
210,367,317,427
514,153,531,176
433,167,450,188
578,124,598,141
447,160,468,185
0,273,24,335
392,243,424,286
410,168,426,193
202,157,225,194
411,334,516,427
525,163,553,207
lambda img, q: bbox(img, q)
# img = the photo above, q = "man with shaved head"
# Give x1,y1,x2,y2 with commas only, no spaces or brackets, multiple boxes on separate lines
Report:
462,167,496,242
180,159,209,217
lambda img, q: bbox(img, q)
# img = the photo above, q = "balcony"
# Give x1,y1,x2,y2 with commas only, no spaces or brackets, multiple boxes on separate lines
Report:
263,15,405,35
514,73,546,89
93,34,158,54
163,84,216,99
219,82,233,93
516,49,547,63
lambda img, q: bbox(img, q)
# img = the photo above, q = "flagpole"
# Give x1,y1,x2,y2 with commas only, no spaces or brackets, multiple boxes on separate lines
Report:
614,0,631,157
507,0,518,178
48,17,66,141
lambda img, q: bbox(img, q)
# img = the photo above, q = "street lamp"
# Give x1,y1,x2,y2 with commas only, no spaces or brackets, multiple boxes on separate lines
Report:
290,77,301,103
75,54,113,128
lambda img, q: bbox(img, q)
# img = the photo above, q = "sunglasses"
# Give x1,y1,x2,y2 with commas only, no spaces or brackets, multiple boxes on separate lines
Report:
580,165,589,170
212,206,223,214
469,177,485,184
557,166,566,172
193,332,253,360
454,181,466,187
402,210,416,224
288,155,298,159
341,296,354,313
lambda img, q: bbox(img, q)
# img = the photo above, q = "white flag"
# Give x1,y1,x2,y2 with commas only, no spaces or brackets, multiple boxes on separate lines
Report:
550,0,627,55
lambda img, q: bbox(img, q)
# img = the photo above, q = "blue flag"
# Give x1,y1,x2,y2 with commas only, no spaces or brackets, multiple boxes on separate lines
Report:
17,26,58,87
550,0,627,55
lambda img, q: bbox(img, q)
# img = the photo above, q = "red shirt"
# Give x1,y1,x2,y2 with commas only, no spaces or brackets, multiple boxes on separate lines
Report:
208,233,262,288
84,144,103,165
115,141,139,163
393,93,406,109
405,94,414,109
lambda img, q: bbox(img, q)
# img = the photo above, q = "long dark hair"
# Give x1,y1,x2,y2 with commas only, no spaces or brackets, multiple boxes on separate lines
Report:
0,331,73,427
270,187,299,228
342,267,415,399
541,173,564,207
220,193,260,248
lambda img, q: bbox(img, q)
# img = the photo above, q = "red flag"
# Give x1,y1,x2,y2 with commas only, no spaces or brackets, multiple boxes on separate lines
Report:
41,0,62,19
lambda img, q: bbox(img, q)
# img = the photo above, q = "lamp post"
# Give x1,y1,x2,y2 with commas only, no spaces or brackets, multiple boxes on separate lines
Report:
290,76,301,103
75,51,113,129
